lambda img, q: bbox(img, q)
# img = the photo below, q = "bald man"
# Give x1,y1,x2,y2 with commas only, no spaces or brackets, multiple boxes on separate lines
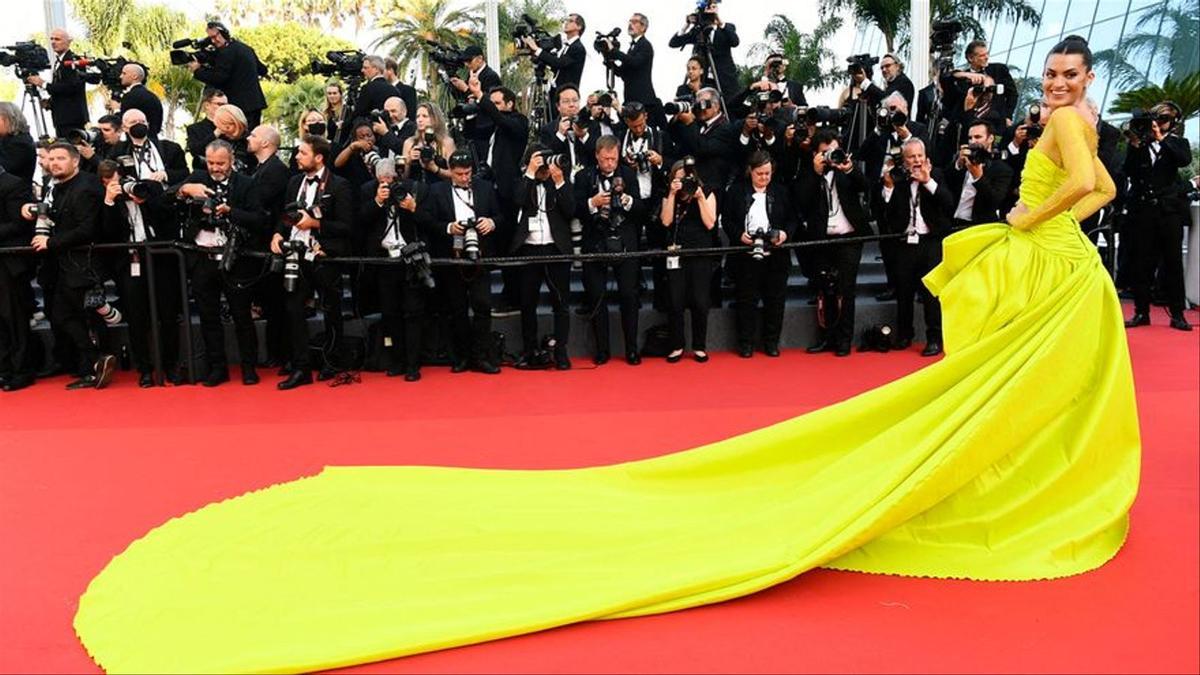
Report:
107,108,188,186
25,29,89,135
372,96,415,158
117,62,164,137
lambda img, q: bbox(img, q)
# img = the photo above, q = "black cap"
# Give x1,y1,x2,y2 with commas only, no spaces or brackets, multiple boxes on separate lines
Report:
461,45,483,62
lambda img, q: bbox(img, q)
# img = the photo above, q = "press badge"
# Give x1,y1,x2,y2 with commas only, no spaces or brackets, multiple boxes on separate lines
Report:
129,251,141,277
907,231,920,244
666,245,681,270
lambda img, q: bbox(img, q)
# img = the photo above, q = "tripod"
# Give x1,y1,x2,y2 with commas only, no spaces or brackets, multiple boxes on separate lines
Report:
693,24,727,112
335,76,364,147
527,61,553,134
20,80,51,141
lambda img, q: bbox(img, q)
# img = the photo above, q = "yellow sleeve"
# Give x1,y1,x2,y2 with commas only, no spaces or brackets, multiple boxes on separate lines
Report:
1072,156,1117,224
1010,107,1098,231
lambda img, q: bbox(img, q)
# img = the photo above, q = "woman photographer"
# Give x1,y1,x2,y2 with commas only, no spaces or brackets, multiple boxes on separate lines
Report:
289,108,327,172
660,157,718,362
674,57,716,100
323,81,344,141
401,102,456,184
212,103,256,174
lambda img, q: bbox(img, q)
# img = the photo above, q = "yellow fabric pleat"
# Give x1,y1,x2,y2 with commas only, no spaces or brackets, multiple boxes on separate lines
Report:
73,110,1140,674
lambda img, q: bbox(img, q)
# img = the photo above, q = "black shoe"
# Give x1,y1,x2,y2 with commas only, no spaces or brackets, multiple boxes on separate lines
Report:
920,341,943,357
875,289,896,302
555,350,572,370
202,369,230,387
0,375,8,388
277,370,312,390
1169,313,1193,331
737,344,753,358
593,351,610,366
834,345,852,357
66,375,99,390
138,372,155,388
404,368,421,382
3,375,34,392
317,367,338,382
93,355,116,390
474,360,501,375
386,366,404,377
451,359,469,373
241,367,260,386
165,370,184,386
666,350,684,363
1124,313,1150,328
893,337,913,350
806,340,830,354
693,351,709,363
625,351,642,365
763,344,780,358
276,364,293,377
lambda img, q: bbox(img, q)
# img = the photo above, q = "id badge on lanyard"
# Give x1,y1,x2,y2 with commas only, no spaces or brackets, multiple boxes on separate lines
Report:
129,250,141,277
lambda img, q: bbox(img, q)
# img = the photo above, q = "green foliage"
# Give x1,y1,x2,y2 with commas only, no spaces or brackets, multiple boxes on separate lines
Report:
491,0,567,112
1094,0,1200,91
820,0,1040,59
748,14,846,92
264,76,330,143
236,24,357,84
373,0,479,107
215,0,381,33
1108,72,1200,121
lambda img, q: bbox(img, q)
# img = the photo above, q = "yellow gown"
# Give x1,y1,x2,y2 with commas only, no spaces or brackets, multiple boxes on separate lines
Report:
73,106,1139,674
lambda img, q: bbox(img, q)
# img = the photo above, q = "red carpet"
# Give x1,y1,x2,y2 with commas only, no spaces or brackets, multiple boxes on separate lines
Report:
2,306,1197,674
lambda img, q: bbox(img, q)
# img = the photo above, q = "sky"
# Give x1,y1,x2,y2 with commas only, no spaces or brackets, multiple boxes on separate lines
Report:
2,0,863,108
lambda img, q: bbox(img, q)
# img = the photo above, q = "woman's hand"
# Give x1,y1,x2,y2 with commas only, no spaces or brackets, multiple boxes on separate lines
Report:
1005,202,1029,228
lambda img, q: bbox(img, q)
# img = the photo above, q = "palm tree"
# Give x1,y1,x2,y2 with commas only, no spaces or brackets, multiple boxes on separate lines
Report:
818,0,904,54
1108,72,1200,121
748,14,846,92
373,0,479,107
819,0,1040,56
68,0,135,53
1094,0,1199,91
493,0,567,113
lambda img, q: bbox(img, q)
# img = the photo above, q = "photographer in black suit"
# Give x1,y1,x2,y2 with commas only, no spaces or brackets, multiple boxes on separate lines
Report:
0,165,36,391
20,142,116,389
348,56,401,141
248,124,293,368
744,53,806,107
384,57,419,123
603,13,665,126
669,87,736,192
424,151,504,373
949,120,1013,229
362,158,430,381
619,101,672,310
186,22,268,130
185,88,228,171
171,139,264,386
448,46,503,104
25,29,88,136
575,135,644,365
722,151,798,358
371,96,416,161
524,13,587,96
116,64,164,138
269,135,356,389
798,130,869,357
537,84,592,170
511,144,575,370
669,1,740,105
880,138,953,356
941,40,1018,124
879,54,915,114
1123,104,1193,332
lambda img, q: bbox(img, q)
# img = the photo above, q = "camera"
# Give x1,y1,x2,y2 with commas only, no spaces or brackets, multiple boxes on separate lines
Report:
452,218,481,261
766,56,789,80
418,129,437,164
369,108,390,127
310,50,366,79
1126,108,1156,145
664,97,694,115
678,156,699,196
822,147,848,169
272,239,307,293
539,152,571,170
805,105,851,127
858,324,894,353
400,241,436,289
970,82,1005,97
84,286,123,326
749,228,779,261
888,158,909,183
380,180,411,209
424,40,467,72
66,127,104,148
31,202,54,236
169,36,216,66
687,0,721,27
63,55,136,94
1027,102,1042,125
362,149,384,173
626,149,651,173
877,107,907,129
0,41,51,78
965,143,995,165
449,102,480,119
113,155,155,201
513,14,559,55
594,28,621,54
846,53,879,75
930,20,963,75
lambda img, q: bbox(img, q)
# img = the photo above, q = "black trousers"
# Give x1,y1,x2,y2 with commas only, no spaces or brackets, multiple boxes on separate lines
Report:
879,238,899,291
188,254,257,372
37,264,81,374
734,249,791,348
667,256,714,351
516,244,570,353
283,260,344,371
893,236,943,342
244,108,263,132
813,238,862,349
377,265,427,371
0,265,35,379
1128,206,1187,314
582,258,639,355
114,254,180,374
435,267,492,362
252,274,289,365
50,278,98,374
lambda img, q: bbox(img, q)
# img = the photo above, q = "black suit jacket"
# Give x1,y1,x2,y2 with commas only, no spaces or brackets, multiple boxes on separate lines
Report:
0,133,37,182
44,171,105,287
720,180,799,243
185,119,217,171
572,165,644,251
536,38,586,90
421,178,504,258
47,49,89,133
510,175,575,254
278,171,356,256
670,115,739,191
881,169,955,237
99,186,180,245
668,24,740,100
250,154,293,245
915,83,937,127
361,178,431,254
106,137,190,186
537,121,593,171
859,123,930,188
1124,135,1193,214
476,98,530,203
883,73,916,114
948,160,1014,225
349,77,401,137
170,170,264,245
194,40,268,114
120,85,165,138
796,165,870,239
609,37,660,107
394,80,418,122
0,170,35,276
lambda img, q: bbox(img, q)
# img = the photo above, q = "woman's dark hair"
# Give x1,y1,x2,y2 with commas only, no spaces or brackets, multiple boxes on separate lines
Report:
1047,34,1092,71
746,150,774,174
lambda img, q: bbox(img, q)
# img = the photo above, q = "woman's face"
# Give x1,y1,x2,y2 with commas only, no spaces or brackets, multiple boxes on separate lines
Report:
1042,53,1093,110
416,107,431,131
214,111,241,138
687,61,702,81
326,87,342,105
303,111,324,131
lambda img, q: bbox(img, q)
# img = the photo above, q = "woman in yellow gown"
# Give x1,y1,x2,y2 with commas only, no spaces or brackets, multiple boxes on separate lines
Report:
74,37,1139,673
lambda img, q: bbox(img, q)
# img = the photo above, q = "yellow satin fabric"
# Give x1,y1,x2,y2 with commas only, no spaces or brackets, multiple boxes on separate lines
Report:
74,109,1140,674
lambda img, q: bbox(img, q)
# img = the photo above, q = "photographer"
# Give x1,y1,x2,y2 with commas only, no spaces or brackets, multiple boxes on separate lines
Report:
248,124,292,368
732,89,787,163
668,0,740,104
269,135,356,389
0,164,36,391
879,54,914,114
324,82,345,141
999,103,1045,212
171,139,264,386
660,156,718,363
722,151,798,358
109,109,189,185
25,29,88,137
363,158,429,381
949,120,1013,228
860,92,927,187
880,138,952,356
185,88,228,171
185,22,268,130
1123,103,1193,332
603,13,665,126
401,102,456,183
797,130,868,357
676,56,717,100
116,63,163,139
510,144,575,370
423,151,504,374
448,45,502,105
669,87,736,193
837,55,885,152
525,13,587,95
349,56,402,133
334,120,380,192
383,57,419,122
747,53,806,107
538,84,591,170
575,135,644,365
620,101,672,310
19,142,116,389
71,114,122,174
0,102,36,181
372,97,415,160
210,103,257,174
942,40,1018,125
